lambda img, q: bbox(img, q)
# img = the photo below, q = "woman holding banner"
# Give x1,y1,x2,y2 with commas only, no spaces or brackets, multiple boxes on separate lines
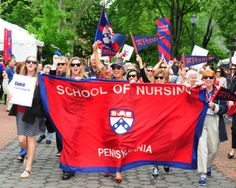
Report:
136,54,171,177
66,57,88,79
49,55,68,158
197,69,228,186
9,56,44,178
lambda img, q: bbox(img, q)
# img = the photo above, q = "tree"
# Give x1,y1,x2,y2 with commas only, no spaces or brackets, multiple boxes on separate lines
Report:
27,0,74,63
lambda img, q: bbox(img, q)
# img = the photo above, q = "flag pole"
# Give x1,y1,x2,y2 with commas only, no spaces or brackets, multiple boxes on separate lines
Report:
181,53,185,67
130,32,138,54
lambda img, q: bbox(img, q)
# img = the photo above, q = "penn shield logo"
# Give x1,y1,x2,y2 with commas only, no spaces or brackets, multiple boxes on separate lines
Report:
109,109,134,135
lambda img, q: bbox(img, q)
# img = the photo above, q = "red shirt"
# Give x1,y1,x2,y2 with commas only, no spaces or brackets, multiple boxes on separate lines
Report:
17,105,26,113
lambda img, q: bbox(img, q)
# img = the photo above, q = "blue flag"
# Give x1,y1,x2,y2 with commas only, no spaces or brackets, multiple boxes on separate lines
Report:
94,8,114,50
112,33,127,51
95,8,127,57
101,34,127,57
183,55,219,67
131,35,166,52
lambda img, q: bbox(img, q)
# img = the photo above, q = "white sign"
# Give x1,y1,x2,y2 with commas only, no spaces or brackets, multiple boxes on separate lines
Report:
233,51,236,57
192,45,209,56
191,45,209,70
232,51,236,64
121,44,134,61
8,74,36,107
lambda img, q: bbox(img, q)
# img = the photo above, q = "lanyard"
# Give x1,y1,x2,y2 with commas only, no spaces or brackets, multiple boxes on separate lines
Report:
205,91,213,102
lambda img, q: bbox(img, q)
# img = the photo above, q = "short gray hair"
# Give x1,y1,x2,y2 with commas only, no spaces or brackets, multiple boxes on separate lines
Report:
186,70,198,78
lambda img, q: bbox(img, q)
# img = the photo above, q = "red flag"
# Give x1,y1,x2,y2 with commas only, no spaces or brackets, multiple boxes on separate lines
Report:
156,18,171,61
4,29,12,63
39,74,207,173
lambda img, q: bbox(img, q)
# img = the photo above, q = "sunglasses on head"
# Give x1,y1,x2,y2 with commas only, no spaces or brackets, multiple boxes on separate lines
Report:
155,76,164,80
57,63,65,66
203,76,214,80
26,60,37,65
128,74,137,78
70,63,81,67
112,66,122,70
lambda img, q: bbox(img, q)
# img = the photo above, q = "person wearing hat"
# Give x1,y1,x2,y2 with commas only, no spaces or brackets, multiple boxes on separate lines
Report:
103,60,126,183
110,61,126,80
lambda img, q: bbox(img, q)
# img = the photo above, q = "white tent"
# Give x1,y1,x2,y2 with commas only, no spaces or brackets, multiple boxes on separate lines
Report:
218,58,236,67
0,18,44,61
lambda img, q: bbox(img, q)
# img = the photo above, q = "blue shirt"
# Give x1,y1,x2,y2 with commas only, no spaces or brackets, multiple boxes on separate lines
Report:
5,65,15,83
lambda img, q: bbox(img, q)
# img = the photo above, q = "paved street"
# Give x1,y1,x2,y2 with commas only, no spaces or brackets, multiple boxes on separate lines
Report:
0,104,236,188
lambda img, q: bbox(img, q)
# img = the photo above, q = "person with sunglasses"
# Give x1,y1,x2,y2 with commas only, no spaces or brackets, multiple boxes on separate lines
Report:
8,56,44,179
215,67,227,88
110,61,126,80
50,55,68,77
56,57,88,181
153,55,174,76
126,69,140,83
49,56,68,164
66,57,88,79
151,69,172,177
145,66,155,82
197,70,228,186
136,54,171,176
153,69,169,83
103,60,126,183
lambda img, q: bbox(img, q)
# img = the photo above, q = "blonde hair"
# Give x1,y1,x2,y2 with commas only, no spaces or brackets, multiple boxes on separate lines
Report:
19,56,38,77
66,57,88,78
154,69,169,82
43,64,52,73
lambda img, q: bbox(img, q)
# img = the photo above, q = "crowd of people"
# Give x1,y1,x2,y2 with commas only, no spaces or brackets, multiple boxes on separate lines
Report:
0,43,235,186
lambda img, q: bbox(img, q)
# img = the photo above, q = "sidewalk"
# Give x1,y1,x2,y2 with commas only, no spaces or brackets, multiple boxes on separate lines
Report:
0,104,16,149
0,104,235,187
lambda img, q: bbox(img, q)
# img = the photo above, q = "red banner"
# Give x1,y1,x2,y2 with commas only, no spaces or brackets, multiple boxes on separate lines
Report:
38,74,207,173
4,28,12,63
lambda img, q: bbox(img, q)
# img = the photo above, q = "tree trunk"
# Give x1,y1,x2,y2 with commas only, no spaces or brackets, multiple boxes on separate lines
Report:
202,16,213,48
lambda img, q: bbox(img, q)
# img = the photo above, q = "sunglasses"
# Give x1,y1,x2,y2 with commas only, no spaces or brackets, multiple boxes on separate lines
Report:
155,76,164,80
70,63,81,67
57,63,65,66
26,60,37,65
160,67,167,69
230,68,236,70
147,69,153,72
112,66,122,70
216,70,221,73
128,74,137,78
203,76,214,80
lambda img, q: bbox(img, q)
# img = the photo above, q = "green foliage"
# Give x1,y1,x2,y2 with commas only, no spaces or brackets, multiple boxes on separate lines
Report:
27,0,75,63
0,0,235,63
